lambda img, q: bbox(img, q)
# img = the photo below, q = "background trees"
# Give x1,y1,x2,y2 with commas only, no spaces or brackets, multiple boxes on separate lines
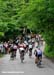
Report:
0,0,54,57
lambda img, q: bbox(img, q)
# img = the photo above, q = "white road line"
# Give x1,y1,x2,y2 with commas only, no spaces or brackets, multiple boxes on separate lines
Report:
1,71,24,74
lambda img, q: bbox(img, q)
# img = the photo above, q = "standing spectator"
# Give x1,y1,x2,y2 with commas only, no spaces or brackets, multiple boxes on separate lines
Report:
3,42,8,54
0,42,4,54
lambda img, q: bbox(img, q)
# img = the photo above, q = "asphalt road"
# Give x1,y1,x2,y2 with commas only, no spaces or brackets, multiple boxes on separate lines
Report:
0,43,54,75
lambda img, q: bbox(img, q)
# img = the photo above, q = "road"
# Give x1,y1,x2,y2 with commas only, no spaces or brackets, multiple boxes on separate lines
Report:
0,43,54,75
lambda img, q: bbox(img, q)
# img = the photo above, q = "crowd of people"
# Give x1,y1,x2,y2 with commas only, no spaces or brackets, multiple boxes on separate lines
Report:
0,33,44,65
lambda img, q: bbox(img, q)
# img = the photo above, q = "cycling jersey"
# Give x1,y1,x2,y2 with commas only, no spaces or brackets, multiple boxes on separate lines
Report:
29,44,33,49
24,41,28,46
19,47,24,51
13,45,17,50
18,43,24,48
36,49,42,55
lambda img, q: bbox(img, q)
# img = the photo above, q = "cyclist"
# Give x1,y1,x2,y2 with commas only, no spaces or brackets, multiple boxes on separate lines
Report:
34,47,42,65
18,40,25,63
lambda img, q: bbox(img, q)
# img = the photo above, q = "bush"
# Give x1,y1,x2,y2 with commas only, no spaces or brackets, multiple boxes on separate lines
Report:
44,44,54,58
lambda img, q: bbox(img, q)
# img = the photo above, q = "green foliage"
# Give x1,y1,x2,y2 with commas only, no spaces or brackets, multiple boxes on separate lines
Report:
0,53,4,57
0,0,54,57
44,44,54,58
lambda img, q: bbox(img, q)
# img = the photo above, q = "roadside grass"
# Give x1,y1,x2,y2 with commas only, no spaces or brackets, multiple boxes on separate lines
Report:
0,53,5,58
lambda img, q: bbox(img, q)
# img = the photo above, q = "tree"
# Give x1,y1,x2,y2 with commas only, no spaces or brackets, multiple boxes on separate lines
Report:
0,0,54,57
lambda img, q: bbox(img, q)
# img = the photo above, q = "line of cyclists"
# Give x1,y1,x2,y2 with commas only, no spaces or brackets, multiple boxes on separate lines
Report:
3,34,43,66
9,35,35,62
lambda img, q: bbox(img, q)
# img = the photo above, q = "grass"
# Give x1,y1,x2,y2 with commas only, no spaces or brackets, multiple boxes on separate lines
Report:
0,53,5,58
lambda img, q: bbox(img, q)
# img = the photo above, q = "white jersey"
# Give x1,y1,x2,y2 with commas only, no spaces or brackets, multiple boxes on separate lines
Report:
24,41,28,46
29,44,32,49
19,47,24,51
28,39,32,43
